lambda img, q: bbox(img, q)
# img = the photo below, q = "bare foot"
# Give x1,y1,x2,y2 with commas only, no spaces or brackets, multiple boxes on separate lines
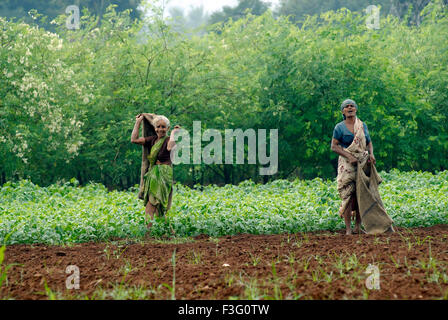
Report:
353,224,366,234
346,229,353,235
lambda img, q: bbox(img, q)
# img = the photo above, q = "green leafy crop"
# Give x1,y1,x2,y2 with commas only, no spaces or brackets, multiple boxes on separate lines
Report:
0,169,447,244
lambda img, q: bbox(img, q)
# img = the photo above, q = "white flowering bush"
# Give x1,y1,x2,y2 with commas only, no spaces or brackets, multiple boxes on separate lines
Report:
0,17,92,181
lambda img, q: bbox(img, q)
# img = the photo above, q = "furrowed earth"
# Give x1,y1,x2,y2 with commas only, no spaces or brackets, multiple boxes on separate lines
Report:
2,225,448,300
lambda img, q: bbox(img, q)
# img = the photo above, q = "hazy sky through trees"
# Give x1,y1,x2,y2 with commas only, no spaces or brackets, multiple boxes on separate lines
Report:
164,0,280,16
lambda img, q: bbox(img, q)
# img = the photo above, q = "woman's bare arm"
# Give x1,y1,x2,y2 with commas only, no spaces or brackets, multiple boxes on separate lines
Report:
367,141,373,155
367,141,376,165
331,138,358,164
167,125,180,152
131,115,146,145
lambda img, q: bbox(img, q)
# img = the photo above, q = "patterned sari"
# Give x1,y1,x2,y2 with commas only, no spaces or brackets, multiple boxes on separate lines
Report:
336,117,394,234
143,136,173,216
336,117,370,217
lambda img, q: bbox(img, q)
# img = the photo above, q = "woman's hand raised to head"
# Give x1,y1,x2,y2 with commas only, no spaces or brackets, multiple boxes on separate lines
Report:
170,125,181,138
167,125,181,151
131,114,146,145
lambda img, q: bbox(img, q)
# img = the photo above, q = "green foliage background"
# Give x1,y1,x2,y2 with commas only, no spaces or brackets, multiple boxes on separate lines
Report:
0,1,447,188
0,0,141,28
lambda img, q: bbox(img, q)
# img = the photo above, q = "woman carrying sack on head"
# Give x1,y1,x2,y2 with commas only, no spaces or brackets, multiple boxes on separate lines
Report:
131,113,180,231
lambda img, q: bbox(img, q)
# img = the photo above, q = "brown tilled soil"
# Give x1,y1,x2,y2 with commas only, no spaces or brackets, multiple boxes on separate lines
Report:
2,225,448,300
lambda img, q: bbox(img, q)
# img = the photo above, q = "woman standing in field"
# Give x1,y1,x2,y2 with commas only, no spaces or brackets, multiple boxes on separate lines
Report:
131,114,180,231
331,99,394,235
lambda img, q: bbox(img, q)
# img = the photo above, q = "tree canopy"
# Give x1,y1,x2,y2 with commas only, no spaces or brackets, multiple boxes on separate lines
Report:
0,0,142,28
276,0,448,25
209,0,272,25
1,1,447,188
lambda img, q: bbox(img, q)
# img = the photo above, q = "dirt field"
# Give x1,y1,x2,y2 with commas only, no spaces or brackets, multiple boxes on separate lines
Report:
2,225,448,300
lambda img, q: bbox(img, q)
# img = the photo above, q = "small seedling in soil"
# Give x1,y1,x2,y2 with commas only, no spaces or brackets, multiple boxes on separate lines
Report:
0,244,19,291
154,237,195,245
187,250,203,265
302,256,312,272
225,273,235,287
390,255,400,268
35,280,59,300
113,246,128,259
414,235,433,246
208,237,220,244
160,249,176,300
302,234,310,243
119,259,133,279
294,239,303,248
283,252,296,265
103,245,111,260
248,252,261,266
313,255,324,265
239,277,265,300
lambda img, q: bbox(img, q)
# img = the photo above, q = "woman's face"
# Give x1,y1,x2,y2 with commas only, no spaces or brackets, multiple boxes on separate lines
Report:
342,104,357,119
155,120,169,137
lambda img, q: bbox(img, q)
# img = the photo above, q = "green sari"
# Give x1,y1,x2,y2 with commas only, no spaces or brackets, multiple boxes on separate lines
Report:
143,136,173,216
